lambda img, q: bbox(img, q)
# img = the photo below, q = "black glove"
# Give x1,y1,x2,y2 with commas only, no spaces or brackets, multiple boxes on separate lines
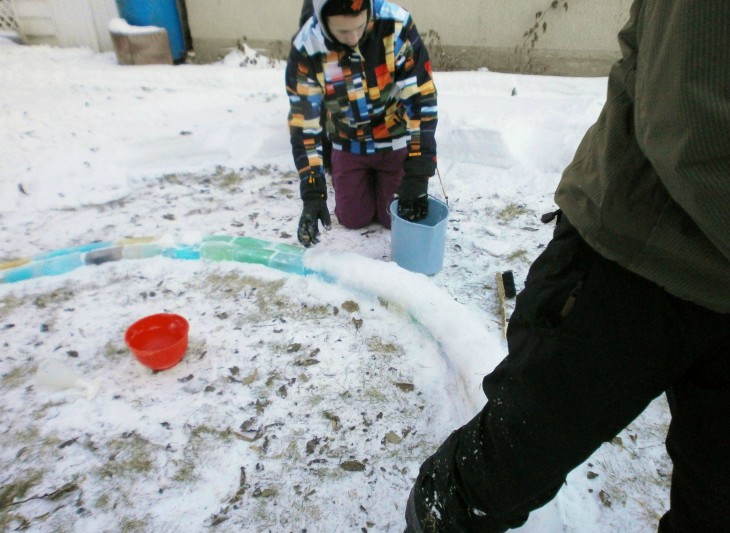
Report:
297,198,331,247
298,170,330,247
396,176,429,221
396,155,436,222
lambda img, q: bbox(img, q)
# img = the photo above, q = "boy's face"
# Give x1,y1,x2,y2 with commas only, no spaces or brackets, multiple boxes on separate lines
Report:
327,11,368,47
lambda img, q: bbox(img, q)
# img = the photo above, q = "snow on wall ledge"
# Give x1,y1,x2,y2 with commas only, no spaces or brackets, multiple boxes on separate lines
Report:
108,17,164,35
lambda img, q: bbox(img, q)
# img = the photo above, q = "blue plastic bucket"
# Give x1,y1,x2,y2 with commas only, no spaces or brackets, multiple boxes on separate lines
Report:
115,0,186,62
390,197,449,275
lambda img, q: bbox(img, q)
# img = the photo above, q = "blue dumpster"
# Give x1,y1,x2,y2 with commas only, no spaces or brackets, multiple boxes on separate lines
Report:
115,0,187,63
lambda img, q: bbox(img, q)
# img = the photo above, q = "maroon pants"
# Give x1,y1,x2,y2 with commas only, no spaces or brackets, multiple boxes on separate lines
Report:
331,148,407,230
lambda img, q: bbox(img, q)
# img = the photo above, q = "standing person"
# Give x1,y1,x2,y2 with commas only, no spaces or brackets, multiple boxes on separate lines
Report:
286,0,438,247
405,0,730,531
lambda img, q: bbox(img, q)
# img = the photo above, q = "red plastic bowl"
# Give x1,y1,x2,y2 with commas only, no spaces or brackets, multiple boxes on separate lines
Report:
124,313,189,371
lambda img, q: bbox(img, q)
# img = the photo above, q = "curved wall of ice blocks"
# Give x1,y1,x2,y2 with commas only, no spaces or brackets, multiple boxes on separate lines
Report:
0,236,311,284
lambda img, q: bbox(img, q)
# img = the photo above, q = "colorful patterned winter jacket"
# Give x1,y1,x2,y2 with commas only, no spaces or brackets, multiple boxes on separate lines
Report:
286,0,437,199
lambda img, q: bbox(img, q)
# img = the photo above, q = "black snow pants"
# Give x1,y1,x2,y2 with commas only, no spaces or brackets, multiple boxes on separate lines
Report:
410,215,730,532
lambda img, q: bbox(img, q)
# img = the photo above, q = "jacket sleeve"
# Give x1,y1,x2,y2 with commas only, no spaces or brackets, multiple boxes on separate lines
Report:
394,16,438,176
285,45,327,200
634,0,730,260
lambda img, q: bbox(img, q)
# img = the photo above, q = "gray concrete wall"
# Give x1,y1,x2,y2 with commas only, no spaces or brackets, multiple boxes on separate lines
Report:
186,0,632,75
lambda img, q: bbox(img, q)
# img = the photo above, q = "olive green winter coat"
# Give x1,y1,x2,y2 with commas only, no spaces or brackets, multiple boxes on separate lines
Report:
555,0,730,313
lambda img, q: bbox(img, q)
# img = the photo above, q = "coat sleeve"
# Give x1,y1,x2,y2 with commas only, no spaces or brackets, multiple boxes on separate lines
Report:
634,0,730,260
286,45,327,199
394,16,438,175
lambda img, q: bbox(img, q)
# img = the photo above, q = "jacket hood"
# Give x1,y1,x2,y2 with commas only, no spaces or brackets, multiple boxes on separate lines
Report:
313,0,376,43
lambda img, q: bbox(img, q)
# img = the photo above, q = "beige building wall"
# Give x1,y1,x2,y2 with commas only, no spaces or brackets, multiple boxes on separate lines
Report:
186,0,633,75
12,0,118,51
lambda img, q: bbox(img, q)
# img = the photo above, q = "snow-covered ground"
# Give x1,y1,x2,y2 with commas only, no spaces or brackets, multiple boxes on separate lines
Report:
0,38,671,532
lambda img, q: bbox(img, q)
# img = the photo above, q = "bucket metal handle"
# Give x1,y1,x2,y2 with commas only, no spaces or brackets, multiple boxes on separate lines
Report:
435,167,448,206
